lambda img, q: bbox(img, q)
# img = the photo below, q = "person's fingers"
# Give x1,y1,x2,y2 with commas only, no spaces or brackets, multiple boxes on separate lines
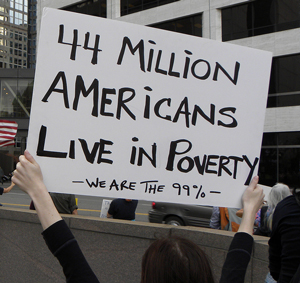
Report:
11,171,20,186
18,155,28,168
248,175,259,190
242,176,265,213
24,150,37,165
16,160,22,169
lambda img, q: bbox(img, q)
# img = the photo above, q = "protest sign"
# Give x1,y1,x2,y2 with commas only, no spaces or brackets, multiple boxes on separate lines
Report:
27,8,272,208
100,199,112,218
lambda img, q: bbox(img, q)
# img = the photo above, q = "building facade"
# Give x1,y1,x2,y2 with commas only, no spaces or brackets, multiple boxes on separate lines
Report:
27,0,37,68
0,0,29,68
2,0,299,187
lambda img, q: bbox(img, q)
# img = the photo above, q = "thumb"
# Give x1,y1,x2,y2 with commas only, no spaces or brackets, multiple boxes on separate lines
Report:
248,176,259,190
24,150,37,165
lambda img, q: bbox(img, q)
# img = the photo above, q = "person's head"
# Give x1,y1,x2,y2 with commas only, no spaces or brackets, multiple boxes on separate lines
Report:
266,183,291,229
267,183,291,210
141,235,215,283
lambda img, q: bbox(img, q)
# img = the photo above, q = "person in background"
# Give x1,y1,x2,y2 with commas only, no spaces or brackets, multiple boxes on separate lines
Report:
254,183,290,237
220,207,242,232
30,193,78,215
50,193,78,215
210,206,242,231
0,166,4,184
0,181,15,206
210,206,221,229
268,187,300,283
107,198,138,220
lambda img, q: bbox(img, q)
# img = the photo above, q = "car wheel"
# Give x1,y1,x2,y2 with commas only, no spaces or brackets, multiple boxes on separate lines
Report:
165,216,184,226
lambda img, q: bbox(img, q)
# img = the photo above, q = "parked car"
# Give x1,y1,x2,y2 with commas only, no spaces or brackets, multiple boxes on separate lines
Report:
148,202,213,227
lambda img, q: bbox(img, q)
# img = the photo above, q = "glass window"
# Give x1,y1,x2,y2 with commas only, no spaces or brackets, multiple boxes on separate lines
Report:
260,132,300,187
15,12,22,20
151,14,202,37
259,147,277,186
222,0,300,41
222,4,249,41
15,3,23,11
121,0,179,16
0,78,33,118
269,54,300,94
263,132,300,146
63,0,106,18
267,94,300,108
15,18,22,25
14,136,22,148
278,148,300,188
24,0,28,13
267,53,300,108
277,0,300,30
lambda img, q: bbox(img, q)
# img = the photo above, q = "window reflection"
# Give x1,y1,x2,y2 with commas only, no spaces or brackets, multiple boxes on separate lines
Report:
0,79,33,118
151,14,202,37
260,132,300,188
121,0,179,16
267,53,300,108
63,0,106,18
222,0,300,41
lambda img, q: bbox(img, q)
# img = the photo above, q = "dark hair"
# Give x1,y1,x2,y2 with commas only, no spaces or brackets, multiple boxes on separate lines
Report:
141,235,215,283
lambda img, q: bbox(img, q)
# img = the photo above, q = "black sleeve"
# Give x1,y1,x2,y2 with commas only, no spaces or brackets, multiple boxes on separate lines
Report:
219,232,253,283
290,264,300,283
268,209,282,281
0,187,4,195
42,220,100,283
107,200,115,216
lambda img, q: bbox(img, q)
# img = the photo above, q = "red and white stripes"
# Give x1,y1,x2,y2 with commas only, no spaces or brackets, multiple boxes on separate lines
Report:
0,120,18,147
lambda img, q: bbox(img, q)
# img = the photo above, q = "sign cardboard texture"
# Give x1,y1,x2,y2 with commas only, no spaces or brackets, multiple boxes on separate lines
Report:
28,8,272,207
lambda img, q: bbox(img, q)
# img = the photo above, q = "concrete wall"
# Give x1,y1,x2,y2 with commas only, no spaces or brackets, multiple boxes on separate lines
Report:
0,207,269,283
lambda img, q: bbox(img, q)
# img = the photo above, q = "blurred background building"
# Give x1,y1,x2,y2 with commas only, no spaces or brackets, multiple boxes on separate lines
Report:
0,0,299,187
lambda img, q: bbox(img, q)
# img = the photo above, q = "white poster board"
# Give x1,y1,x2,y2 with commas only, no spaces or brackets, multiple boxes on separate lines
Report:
100,199,112,218
27,8,272,208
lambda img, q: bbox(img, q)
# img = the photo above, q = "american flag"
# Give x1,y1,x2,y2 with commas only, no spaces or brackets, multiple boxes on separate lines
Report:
0,120,18,147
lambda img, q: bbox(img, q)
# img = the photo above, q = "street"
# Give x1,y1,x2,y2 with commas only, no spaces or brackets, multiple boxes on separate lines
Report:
0,182,151,222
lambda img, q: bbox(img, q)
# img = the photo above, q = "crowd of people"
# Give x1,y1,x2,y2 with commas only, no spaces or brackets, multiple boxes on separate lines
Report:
1,149,300,282
209,182,300,283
